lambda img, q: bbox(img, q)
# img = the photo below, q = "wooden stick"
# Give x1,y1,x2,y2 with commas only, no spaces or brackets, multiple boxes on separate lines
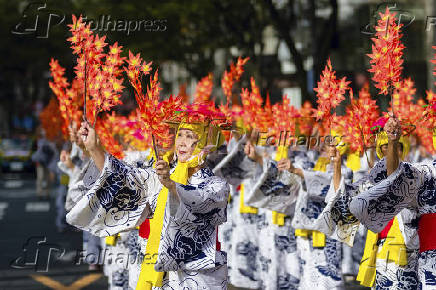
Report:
83,52,89,124
152,134,160,160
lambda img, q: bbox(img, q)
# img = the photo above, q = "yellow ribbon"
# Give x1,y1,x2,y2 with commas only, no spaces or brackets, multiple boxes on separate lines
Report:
356,217,407,287
295,156,328,247
60,174,69,186
295,229,326,247
313,156,330,172
272,211,285,225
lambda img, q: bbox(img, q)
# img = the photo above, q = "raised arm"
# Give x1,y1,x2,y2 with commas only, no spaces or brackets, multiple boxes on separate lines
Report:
79,122,105,172
384,116,401,176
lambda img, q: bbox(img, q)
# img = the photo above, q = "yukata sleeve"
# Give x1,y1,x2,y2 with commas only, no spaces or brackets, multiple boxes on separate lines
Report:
350,161,427,233
302,169,333,200
57,161,73,177
213,136,260,185
66,154,161,237
243,157,300,215
169,175,230,226
314,176,364,247
303,166,354,200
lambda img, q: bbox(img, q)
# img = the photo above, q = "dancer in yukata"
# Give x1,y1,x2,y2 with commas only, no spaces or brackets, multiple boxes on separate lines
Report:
67,116,230,289
316,119,420,289
346,116,436,289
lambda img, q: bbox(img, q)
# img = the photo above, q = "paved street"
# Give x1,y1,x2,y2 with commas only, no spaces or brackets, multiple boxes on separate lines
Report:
0,174,108,290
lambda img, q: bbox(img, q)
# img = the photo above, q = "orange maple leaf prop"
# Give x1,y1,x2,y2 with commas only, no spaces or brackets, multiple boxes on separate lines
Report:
343,86,379,153
272,95,300,146
39,98,66,141
298,101,316,137
240,77,273,134
313,58,350,127
124,52,184,150
221,57,249,105
67,15,125,126
194,73,214,103
96,113,124,159
367,7,404,96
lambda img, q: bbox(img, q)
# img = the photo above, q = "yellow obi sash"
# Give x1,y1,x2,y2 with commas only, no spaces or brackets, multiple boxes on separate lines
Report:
295,156,329,247
356,217,407,287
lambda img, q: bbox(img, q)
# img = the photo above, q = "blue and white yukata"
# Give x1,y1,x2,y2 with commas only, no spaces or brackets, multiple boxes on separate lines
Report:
347,159,436,289
317,159,420,289
213,136,264,289
243,149,304,290
101,150,151,290
291,154,352,290
66,153,229,289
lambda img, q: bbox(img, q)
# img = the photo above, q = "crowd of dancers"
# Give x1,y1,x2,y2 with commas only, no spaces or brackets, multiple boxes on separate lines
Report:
35,10,436,289
42,113,434,290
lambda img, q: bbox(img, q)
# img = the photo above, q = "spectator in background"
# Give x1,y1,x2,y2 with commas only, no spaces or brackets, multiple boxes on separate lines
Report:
31,127,57,200
56,141,73,232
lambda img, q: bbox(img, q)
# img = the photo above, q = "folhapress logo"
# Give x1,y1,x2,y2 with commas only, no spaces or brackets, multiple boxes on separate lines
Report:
11,2,167,38
11,2,65,38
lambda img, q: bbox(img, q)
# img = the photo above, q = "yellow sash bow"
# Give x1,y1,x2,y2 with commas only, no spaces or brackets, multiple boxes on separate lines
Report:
356,217,407,287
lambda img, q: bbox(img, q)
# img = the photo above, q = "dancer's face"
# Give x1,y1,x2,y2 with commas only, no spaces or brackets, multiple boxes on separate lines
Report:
175,129,198,162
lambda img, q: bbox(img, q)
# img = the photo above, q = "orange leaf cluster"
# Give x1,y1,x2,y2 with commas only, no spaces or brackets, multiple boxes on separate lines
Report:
298,101,315,136
367,7,404,95
39,98,65,141
271,95,300,143
313,59,350,124
95,115,124,159
221,57,249,104
68,15,125,125
240,77,273,132
342,86,379,153
389,78,416,124
194,73,214,103
124,53,184,149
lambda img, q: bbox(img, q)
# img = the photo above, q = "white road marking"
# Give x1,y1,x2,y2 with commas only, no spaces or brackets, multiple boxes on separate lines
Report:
0,202,9,220
4,180,24,188
25,202,50,212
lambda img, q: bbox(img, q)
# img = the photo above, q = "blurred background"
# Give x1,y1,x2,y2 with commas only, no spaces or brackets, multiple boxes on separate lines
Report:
0,0,435,289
